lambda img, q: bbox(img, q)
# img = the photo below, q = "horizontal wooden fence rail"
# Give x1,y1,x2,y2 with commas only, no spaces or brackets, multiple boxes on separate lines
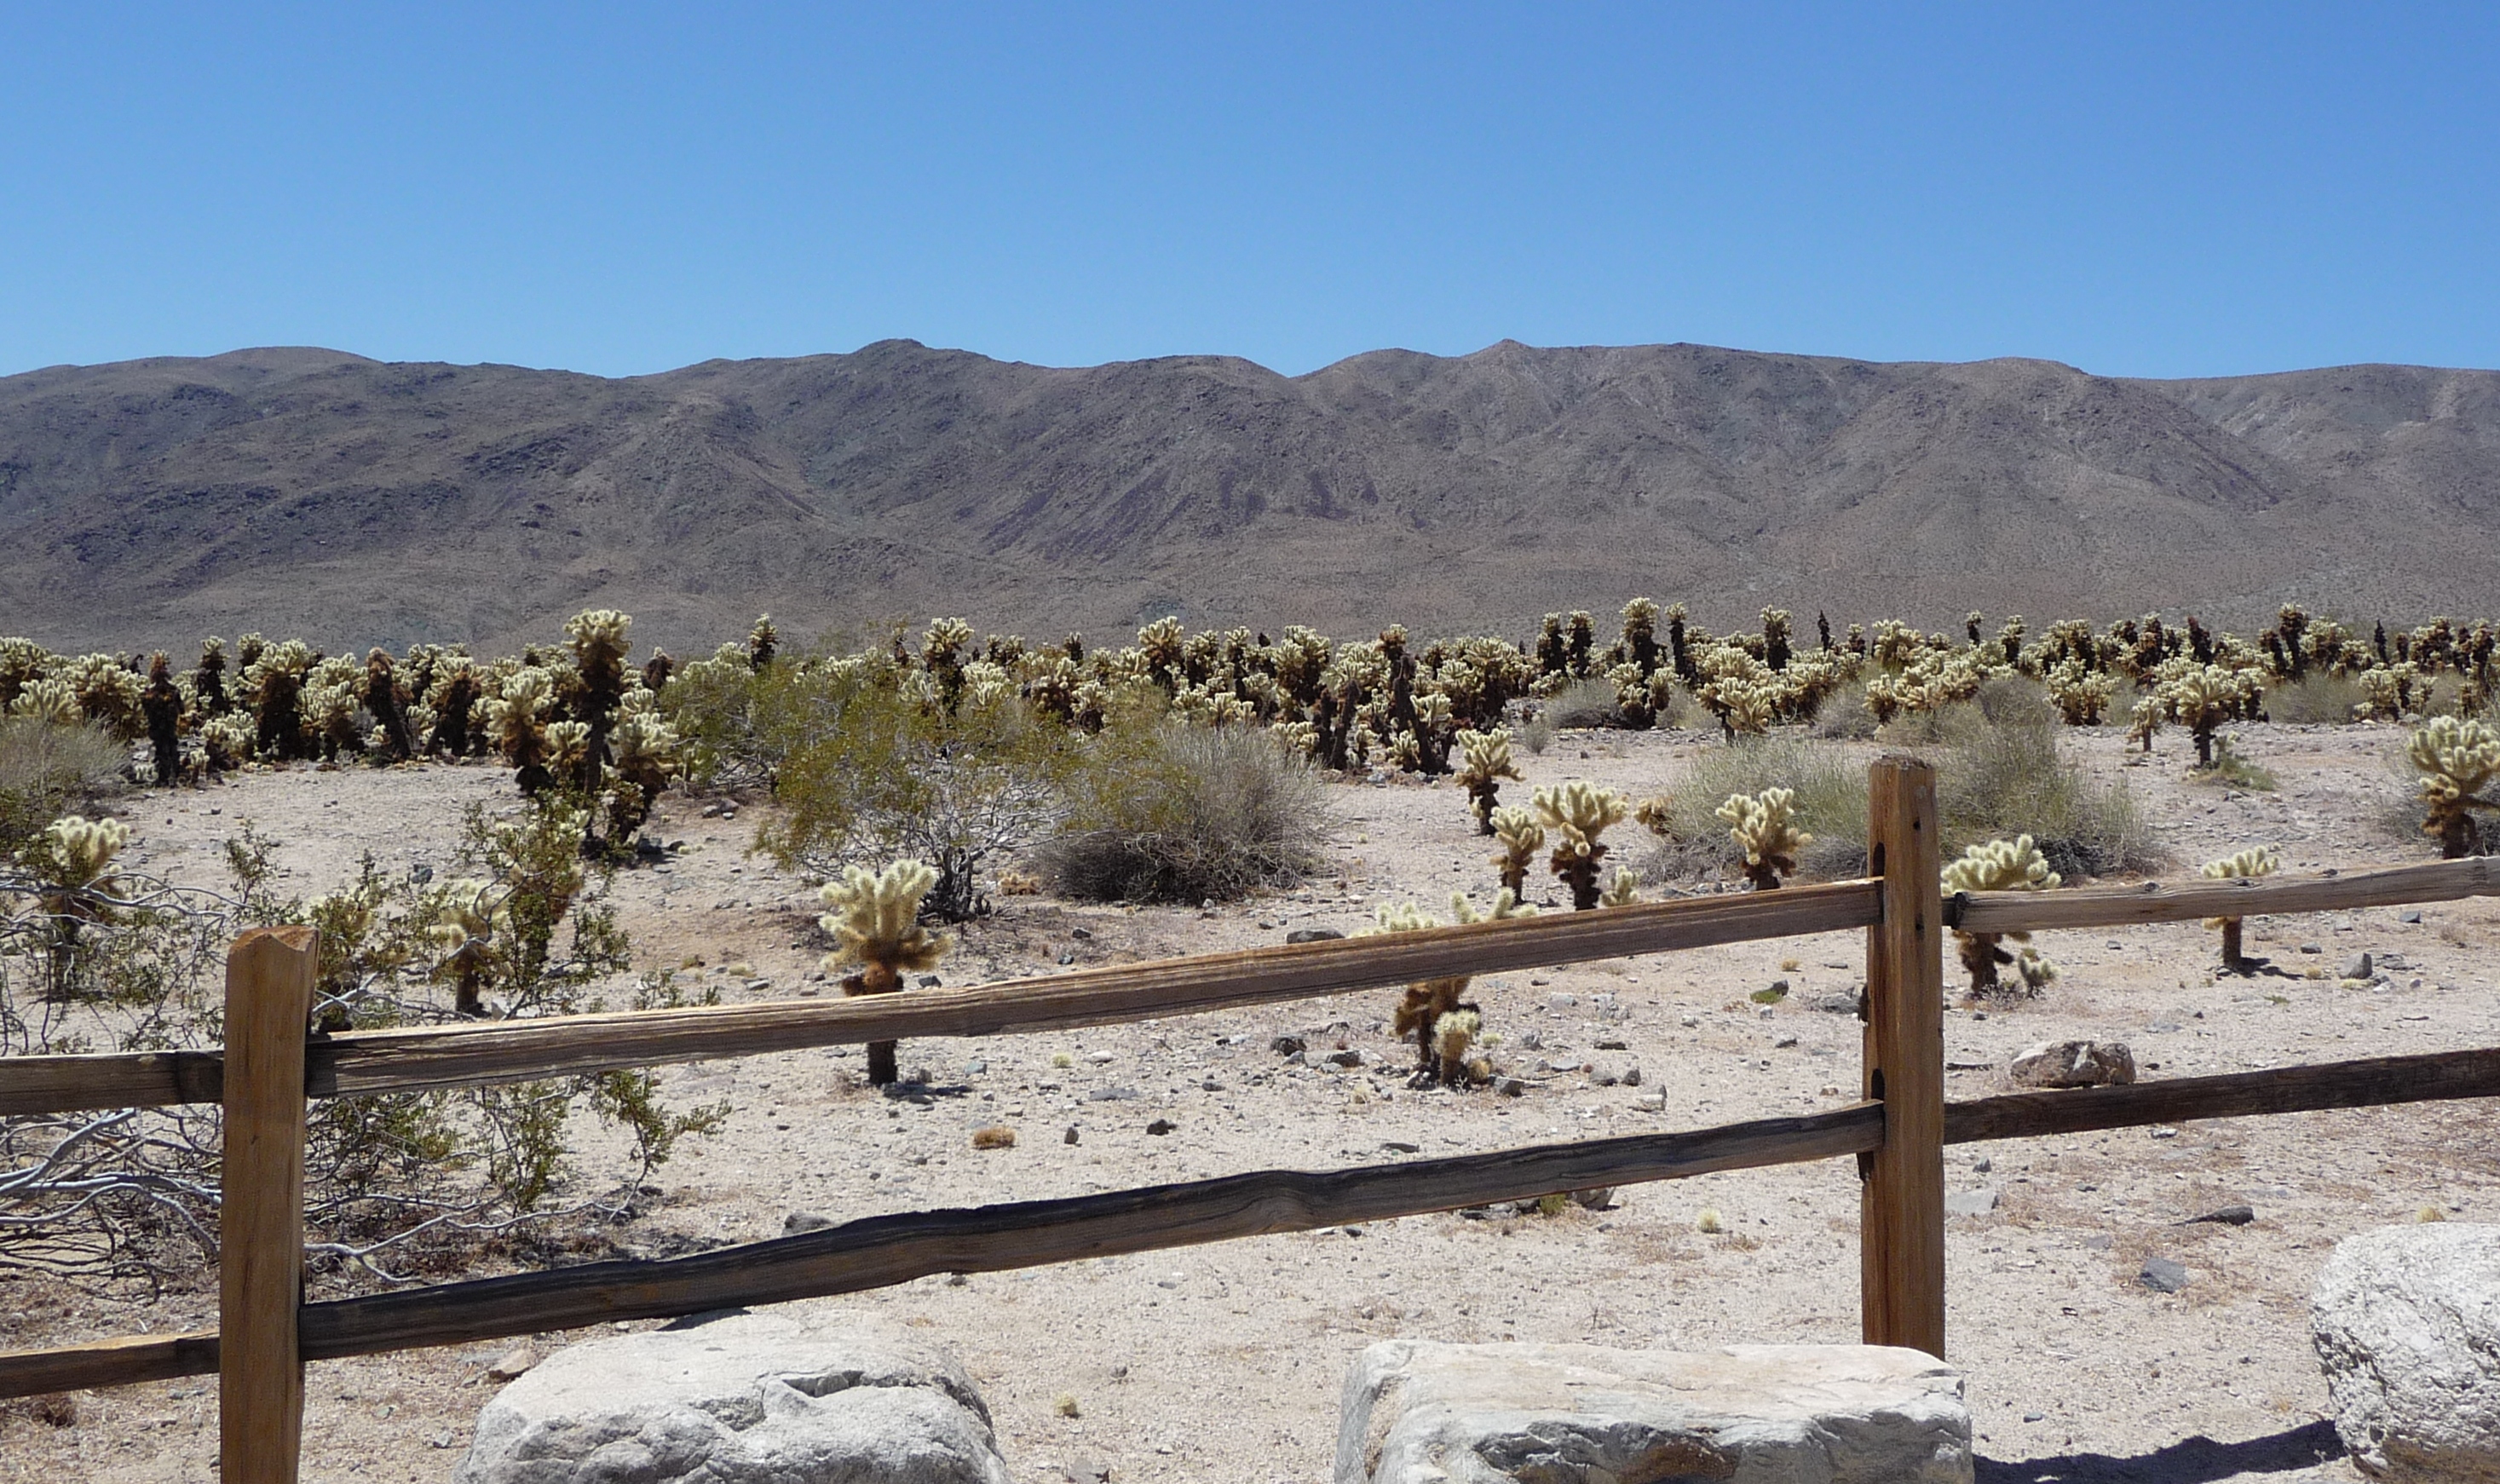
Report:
0,1101,1888,1399
0,879,1885,1118
1955,855,2500,935
1944,1044,2500,1144
14,1039,2500,1401
13,859,2490,1120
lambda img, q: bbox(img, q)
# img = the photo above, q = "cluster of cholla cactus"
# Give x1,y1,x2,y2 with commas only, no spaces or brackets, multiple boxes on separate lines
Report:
1941,836,2061,998
2151,664,2263,768
1716,788,1812,890
0,612,686,861
1365,890,1531,1084
818,860,952,1085
2406,716,2499,858
1534,782,1629,910
3,597,2492,832
2199,846,2279,972
1453,728,1523,835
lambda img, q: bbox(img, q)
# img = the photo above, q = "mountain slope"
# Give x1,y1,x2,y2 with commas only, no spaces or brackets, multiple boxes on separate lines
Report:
2,341,2492,654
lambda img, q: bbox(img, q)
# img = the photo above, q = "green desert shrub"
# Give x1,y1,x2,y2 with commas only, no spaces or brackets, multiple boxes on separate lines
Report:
1639,735,1870,882
1541,676,1625,729
1809,676,1879,739
0,716,126,856
1641,697,2150,883
2266,672,2369,725
1040,724,1331,903
1922,699,2152,878
756,658,1074,923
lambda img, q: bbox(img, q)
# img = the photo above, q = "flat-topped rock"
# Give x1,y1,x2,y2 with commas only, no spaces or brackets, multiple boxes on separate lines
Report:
1338,1339,1970,1484
2313,1223,2500,1481
455,1309,1012,1484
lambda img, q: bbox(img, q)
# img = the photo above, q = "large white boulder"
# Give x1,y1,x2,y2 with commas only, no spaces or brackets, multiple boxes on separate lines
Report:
1338,1339,1970,1484
455,1309,1014,1484
2313,1223,2500,1481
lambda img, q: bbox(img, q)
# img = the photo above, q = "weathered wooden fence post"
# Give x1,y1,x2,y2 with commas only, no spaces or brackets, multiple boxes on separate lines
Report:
1861,757,1945,1357
220,925,319,1484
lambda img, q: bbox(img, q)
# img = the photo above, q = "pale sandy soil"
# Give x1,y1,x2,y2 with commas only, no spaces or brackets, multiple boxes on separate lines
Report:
5,720,2496,1484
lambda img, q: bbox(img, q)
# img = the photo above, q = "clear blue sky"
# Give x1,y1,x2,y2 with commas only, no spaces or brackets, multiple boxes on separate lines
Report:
5,3,2496,380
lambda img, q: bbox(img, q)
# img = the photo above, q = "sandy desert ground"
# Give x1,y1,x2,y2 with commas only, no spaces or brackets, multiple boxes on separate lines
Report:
5,717,2496,1484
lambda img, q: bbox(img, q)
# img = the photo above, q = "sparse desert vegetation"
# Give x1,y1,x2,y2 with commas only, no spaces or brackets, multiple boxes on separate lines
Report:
3,596,2496,1480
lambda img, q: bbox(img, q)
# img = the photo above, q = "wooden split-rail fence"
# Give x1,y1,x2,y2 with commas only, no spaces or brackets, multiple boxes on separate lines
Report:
3,757,2497,1481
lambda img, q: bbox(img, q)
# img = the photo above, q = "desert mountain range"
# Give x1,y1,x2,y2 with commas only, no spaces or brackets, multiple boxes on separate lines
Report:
3,339,2495,656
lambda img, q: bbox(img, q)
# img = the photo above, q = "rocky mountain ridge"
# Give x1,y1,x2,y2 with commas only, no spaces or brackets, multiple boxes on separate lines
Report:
3,339,2492,653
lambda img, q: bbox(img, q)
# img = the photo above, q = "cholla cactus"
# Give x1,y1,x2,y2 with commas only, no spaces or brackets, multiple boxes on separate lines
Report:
605,690,683,842
2044,659,2115,726
1600,867,1640,907
1941,835,2061,998
428,878,501,1016
2406,716,2499,858
1137,617,1187,691
1695,647,1776,738
2359,663,2421,722
364,650,416,762
1617,597,1662,676
819,860,952,1085
2199,846,2279,971
31,814,127,919
1454,728,1523,836
0,636,49,711
24,814,130,999
1715,787,1812,890
545,720,592,778
300,663,366,762
1368,889,1530,1084
9,676,81,728
485,667,557,793
924,617,976,710
1633,795,1674,837
63,653,145,741
141,655,181,785
1433,1009,1484,1084
199,714,256,773
2158,664,2257,768
2126,691,2163,751
241,638,317,761
1489,807,1544,894
424,654,482,756
748,614,780,673
565,608,634,788
1534,781,1630,910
